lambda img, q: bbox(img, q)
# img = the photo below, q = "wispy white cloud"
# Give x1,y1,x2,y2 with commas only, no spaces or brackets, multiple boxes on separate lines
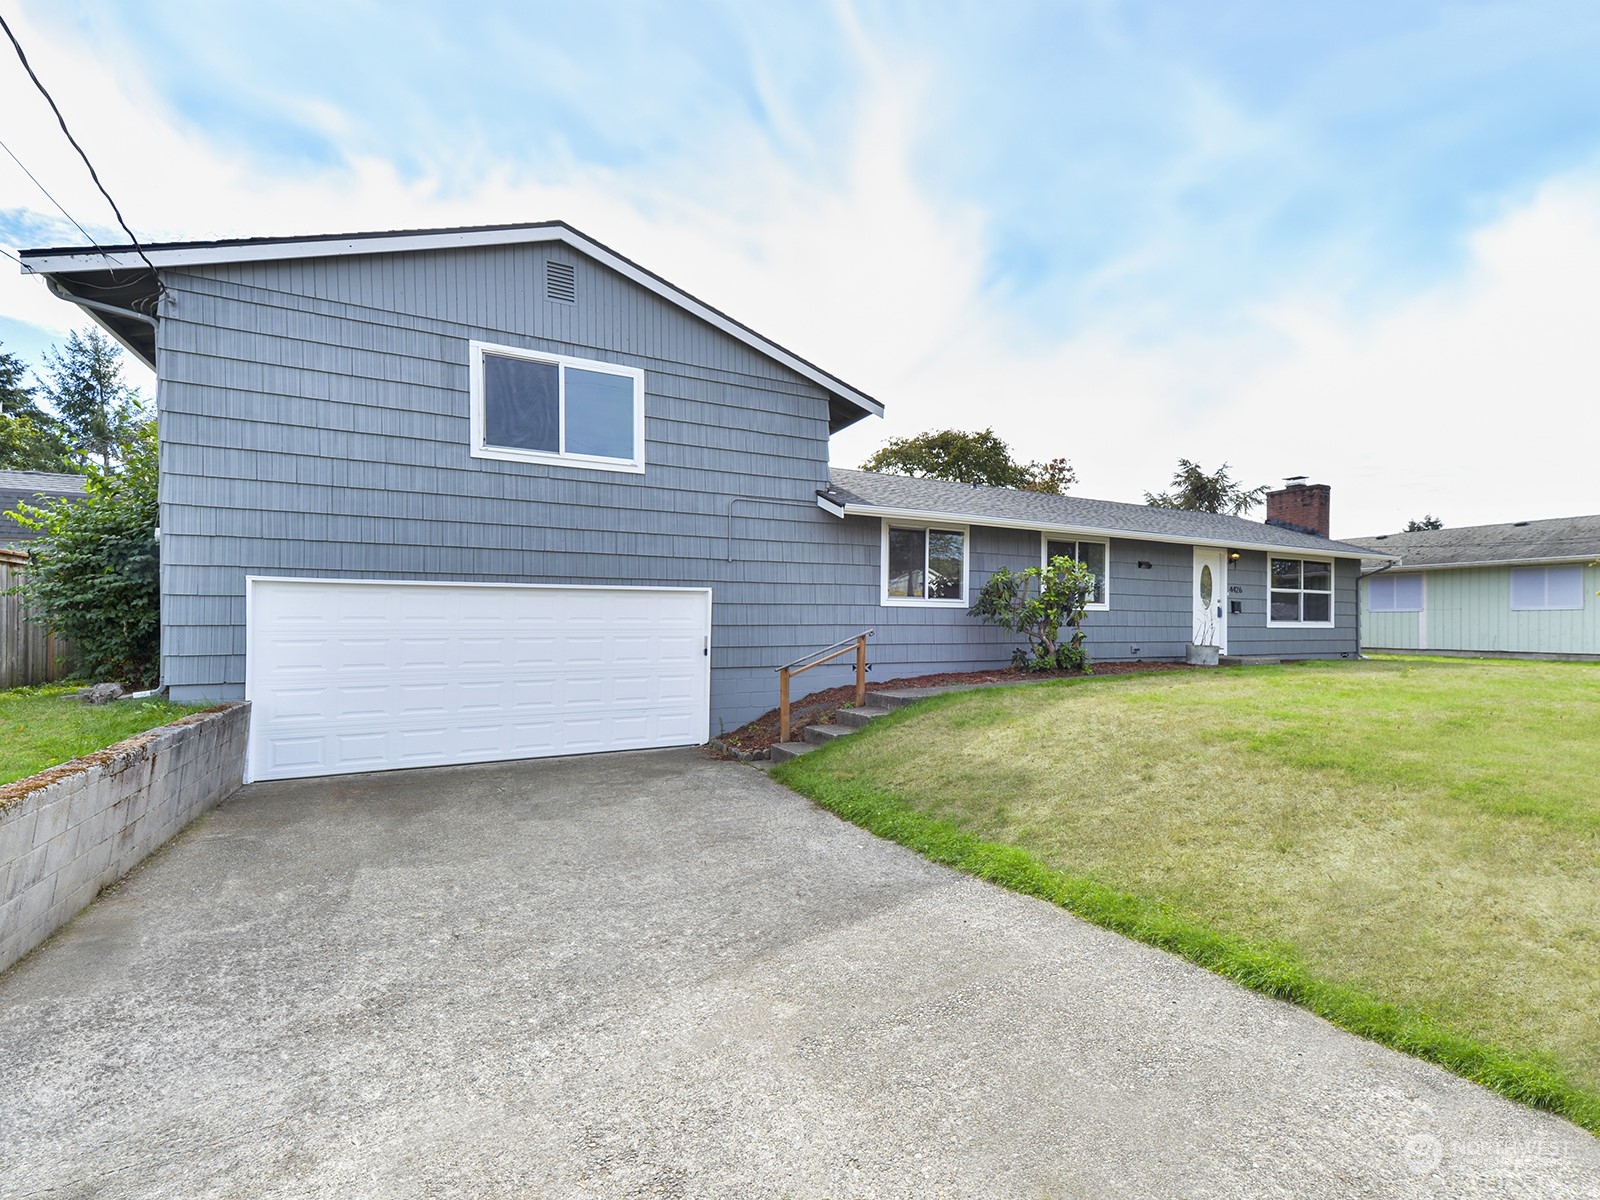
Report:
2,2,1599,534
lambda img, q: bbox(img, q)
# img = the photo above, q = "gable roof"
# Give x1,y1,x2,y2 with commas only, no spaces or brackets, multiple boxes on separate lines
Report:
822,469,1388,559
1346,514,1600,569
19,221,883,432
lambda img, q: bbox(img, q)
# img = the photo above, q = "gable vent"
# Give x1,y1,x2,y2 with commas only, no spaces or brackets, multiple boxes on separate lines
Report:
545,260,577,304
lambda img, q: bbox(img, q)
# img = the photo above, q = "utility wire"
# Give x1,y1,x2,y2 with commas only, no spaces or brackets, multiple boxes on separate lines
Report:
0,245,23,266
0,135,106,251
0,12,161,284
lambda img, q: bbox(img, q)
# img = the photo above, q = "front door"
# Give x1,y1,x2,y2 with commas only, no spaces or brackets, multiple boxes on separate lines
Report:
1192,548,1227,650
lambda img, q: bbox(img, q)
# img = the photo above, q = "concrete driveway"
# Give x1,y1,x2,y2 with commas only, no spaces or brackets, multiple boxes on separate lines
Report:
1,749,1594,1198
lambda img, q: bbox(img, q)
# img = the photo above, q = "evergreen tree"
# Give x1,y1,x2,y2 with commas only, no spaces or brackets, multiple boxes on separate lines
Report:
1145,459,1268,516
39,329,145,470
0,339,72,471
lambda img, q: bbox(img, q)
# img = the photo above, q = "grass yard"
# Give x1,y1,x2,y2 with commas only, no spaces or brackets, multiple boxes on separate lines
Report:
0,686,211,787
775,657,1600,1132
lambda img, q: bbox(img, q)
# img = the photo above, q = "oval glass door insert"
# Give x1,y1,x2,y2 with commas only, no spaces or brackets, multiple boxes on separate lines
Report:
1200,563,1214,606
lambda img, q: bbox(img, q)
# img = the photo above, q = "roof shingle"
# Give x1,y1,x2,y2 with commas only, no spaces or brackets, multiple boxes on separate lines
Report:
824,469,1380,557
1346,514,1600,568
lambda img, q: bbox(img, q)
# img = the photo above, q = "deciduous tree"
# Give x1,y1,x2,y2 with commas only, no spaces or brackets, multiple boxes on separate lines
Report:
861,428,1076,494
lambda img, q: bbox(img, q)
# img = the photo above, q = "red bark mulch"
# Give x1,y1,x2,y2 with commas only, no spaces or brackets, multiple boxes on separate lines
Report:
709,661,1200,756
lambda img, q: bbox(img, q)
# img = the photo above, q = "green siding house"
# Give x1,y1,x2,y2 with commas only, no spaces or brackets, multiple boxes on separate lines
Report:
1351,515,1600,660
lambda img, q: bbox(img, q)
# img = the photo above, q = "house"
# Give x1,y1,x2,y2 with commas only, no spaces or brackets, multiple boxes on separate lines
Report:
21,222,1385,782
1350,516,1600,660
1,470,89,546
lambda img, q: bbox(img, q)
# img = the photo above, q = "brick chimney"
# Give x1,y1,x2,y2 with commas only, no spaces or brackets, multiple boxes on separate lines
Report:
1265,477,1330,538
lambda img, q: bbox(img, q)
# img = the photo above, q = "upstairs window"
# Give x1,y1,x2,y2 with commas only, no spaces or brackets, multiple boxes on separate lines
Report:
1510,565,1585,611
883,522,967,604
1368,573,1423,613
470,340,644,472
1043,537,1109,608
1269,558,1334,625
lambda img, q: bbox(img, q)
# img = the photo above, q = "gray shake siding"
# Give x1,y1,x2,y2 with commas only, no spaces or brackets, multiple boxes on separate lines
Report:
799,530,1357,685
28,225,1365,739
156,242,858,727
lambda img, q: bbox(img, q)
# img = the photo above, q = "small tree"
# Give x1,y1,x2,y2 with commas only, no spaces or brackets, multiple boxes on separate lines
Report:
862,428,1077,494
7,421,160,685
1404,515,1444,532
39,329,146,471
968,554,1095,673
1145,459,1267,516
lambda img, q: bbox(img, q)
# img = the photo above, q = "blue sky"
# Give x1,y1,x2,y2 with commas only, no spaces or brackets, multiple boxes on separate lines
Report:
4,1,1599,531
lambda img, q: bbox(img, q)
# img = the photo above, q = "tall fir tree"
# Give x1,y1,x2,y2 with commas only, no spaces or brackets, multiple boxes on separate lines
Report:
39,329,146,470
0,339,73,472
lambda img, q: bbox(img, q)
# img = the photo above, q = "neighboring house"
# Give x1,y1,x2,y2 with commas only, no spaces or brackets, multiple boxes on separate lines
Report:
21,222,1384,782
1350,516,1600,661
0,470,88,546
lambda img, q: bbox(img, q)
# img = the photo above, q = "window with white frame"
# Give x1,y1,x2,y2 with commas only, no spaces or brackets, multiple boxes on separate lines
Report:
883,522,967,604
1043,537,1109,608
1269,557,1334,624
470,340,644,471
1510,565,1585,611
1368,572,1422,613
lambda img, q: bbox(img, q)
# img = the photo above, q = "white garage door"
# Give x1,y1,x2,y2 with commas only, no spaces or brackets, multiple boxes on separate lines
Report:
245,577,711,782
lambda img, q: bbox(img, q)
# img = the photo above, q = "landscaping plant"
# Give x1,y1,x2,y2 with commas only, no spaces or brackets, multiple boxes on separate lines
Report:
6,422,159,687
968,554,1094,672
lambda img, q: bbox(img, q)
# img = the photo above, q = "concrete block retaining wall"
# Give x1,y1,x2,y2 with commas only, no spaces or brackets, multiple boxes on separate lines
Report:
0,702,250,973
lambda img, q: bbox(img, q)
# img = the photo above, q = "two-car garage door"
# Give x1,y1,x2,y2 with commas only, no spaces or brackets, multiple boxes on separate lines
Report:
245,578,711,782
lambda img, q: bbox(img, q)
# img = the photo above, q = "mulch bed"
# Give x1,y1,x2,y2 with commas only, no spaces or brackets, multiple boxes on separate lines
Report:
708,661,1200,757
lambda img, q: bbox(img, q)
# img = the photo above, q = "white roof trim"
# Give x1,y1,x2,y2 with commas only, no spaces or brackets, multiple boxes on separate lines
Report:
22,225,884,420
840,501,1393,560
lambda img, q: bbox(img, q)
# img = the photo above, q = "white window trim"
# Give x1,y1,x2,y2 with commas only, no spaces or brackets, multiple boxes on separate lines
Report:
1509,564,1586,611
1040,533,1111,611
469,339,646,473
881,519,970,607
1267,557,1337,628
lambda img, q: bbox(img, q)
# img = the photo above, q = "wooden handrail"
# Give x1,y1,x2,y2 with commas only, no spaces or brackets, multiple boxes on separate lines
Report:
777,630,873,744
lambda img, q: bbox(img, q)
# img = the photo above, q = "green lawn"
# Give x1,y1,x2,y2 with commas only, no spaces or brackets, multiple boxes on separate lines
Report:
0,686,211,787
775,657,1600,1132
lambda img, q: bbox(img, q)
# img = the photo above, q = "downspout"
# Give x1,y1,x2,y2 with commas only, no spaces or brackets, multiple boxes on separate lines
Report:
1356,559,1400,659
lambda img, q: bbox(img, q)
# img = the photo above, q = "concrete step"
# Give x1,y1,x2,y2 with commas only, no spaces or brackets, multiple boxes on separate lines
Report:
871,685,975,709
768,741,816,763
835,706,892,728
871,680,1033,710
803,723,855,745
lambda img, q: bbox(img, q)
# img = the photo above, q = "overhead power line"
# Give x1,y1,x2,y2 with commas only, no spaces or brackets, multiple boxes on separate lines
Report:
0,11,162,285
0,135,106,250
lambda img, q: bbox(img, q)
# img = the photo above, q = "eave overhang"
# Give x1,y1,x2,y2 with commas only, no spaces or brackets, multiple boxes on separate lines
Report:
821,494,1397,561
20,221,883,431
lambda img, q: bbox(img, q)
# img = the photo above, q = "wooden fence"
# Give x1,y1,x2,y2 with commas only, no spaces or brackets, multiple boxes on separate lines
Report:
1,548,71,689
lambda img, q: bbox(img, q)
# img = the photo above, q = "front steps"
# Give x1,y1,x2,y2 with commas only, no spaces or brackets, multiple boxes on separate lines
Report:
767,705,893,763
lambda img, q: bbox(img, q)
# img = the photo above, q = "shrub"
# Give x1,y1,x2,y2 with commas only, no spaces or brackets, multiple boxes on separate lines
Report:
6,422,159,686
968,554,1094,673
